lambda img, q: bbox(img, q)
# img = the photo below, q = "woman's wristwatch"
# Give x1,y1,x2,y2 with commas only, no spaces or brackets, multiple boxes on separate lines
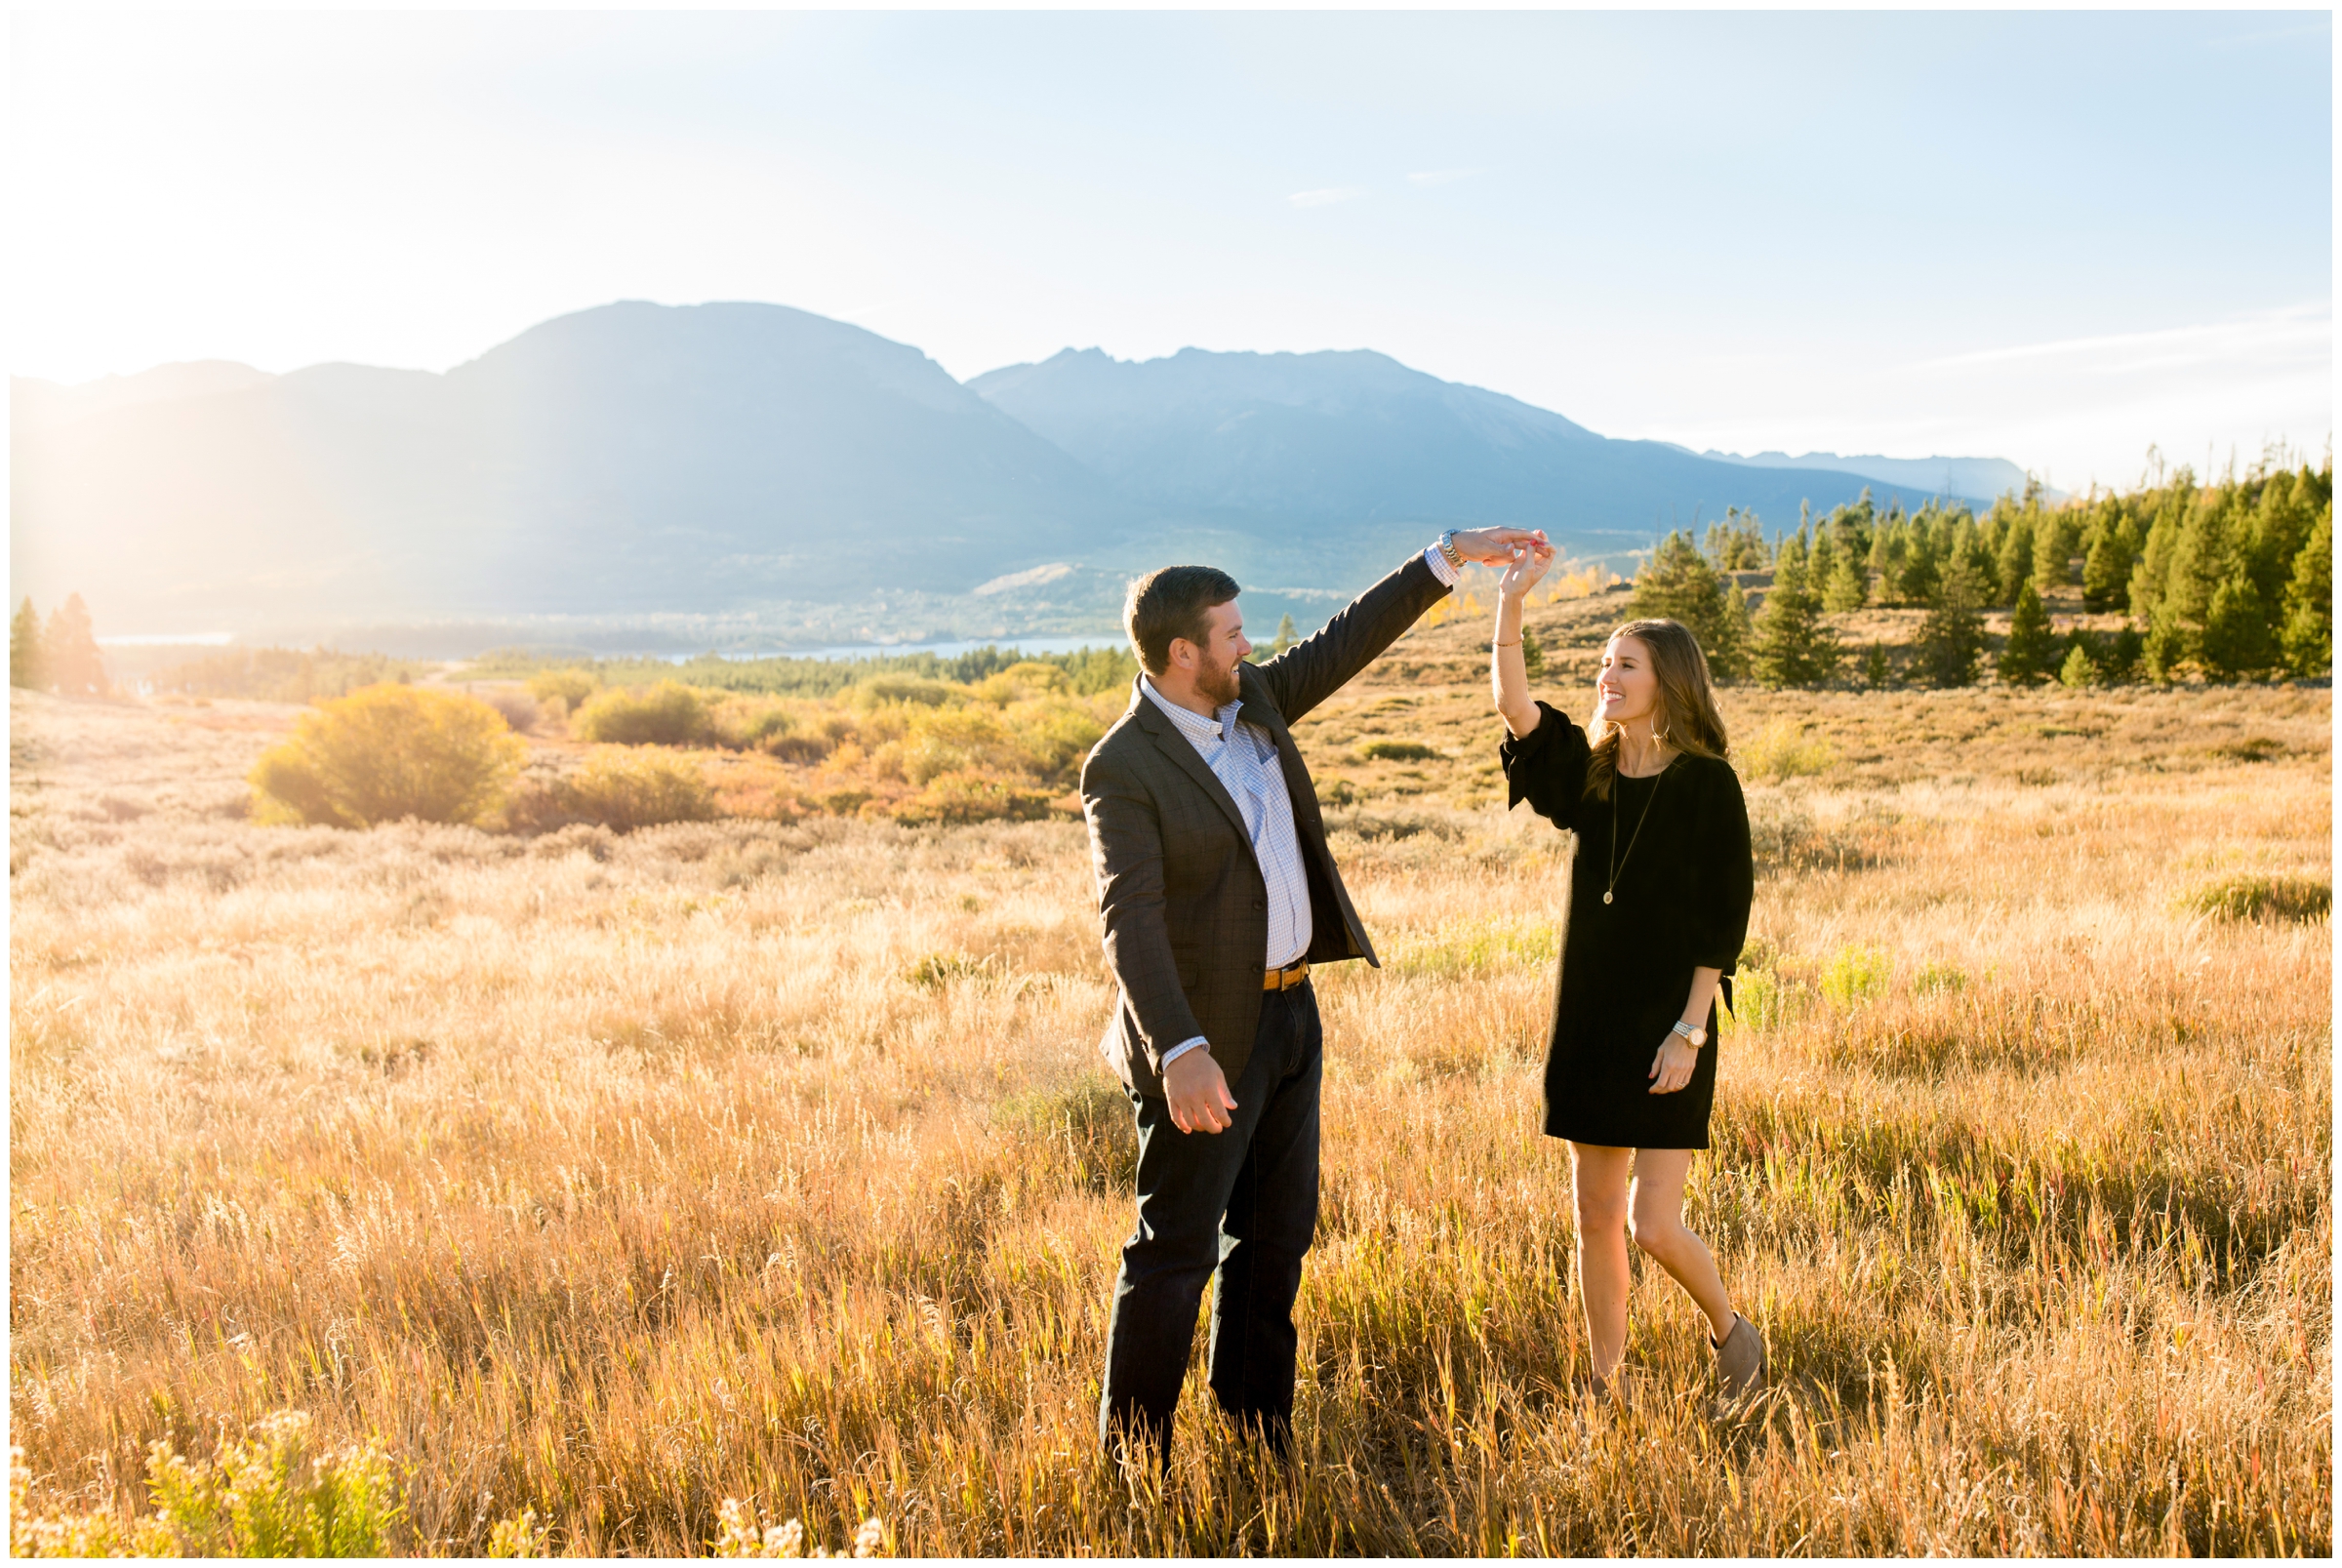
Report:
1671,1021,1708,1048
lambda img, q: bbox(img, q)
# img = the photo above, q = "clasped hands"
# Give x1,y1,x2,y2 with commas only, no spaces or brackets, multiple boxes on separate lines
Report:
1454,527,1555,583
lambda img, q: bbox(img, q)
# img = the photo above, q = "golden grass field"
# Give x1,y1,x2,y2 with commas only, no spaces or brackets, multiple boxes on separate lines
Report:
10,599,2333,1554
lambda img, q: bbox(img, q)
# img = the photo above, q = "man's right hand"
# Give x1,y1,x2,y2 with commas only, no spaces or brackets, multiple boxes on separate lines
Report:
1164,1048,1238,1134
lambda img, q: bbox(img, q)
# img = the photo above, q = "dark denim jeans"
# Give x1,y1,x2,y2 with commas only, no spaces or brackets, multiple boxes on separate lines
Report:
1099,982,1324,1466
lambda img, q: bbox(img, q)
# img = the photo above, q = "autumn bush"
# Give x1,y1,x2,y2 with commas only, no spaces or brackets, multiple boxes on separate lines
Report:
572,681,710,745
526,666,601,710
555,747,719,832
249,684,524,828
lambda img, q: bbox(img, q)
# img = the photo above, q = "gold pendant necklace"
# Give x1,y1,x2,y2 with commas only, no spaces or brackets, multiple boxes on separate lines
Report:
1604,758,1665,905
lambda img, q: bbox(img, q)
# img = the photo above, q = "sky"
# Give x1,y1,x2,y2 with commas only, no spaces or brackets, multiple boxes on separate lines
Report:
11,9,2333,491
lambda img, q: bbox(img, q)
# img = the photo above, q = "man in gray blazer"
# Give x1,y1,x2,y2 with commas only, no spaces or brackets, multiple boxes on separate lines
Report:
1082,528,1550,1467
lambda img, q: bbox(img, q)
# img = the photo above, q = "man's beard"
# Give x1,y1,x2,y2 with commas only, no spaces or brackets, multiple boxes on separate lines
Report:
1195,650,1243,708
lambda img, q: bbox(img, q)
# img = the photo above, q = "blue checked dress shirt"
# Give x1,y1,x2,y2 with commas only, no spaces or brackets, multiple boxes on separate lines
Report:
1150,543,1462,1068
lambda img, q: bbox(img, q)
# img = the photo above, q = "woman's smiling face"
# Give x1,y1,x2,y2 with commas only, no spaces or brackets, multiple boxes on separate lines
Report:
1593,634,1659,730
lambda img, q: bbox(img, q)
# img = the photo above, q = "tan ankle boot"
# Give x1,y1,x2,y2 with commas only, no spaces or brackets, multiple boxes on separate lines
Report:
1712,1313,1765,1398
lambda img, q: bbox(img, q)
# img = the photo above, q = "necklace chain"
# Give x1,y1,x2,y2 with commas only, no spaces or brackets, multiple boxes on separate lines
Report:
1603,760,1666,906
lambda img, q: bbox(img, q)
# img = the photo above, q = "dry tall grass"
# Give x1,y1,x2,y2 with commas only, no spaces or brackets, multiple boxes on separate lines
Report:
9,664,2330,1555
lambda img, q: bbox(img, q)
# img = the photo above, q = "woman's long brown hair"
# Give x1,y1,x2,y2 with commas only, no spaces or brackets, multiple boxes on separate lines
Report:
1584,618,1731,800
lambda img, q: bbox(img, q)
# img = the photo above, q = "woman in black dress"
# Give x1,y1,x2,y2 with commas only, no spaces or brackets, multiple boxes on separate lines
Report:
1488,543,1762,1401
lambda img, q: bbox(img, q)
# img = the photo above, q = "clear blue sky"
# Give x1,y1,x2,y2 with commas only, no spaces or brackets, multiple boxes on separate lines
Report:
12,9,2332,489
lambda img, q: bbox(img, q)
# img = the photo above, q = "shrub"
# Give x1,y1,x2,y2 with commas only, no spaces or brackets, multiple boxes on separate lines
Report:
902,707,1025,784
485,690,540,732
2181,874,2330,924
704,694,797,752
704,753,811,822
2058,643,2101,688
1820,944,1893,1010
1358,739,1440,762
1011,702,1109,784
891,770,1057,825
13,1410,405,1558
1736,718,1837,783
251,684,523,828
1727,966,1800,1031
572,682,709,745
527,667,601,708
852,675,963,708
559,747,718,832
487,1508,549,1557
1389,915,1558,978
974,662,1071,704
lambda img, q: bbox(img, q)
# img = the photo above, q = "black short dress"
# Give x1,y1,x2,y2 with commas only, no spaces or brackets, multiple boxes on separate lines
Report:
1500,701,1754,1149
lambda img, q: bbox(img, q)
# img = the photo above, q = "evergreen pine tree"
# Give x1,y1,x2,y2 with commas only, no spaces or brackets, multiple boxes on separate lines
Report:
1861,642,1893,689
2082,514,2130,612
10,597,44,689
2281,506,2332,677
1631,530,1748,677
1520,625,1546,677
1915,558,1987,687
2142,611,2188,683
2104,624,2145,684
1807,526,1837,595
1710,582,1754,681
1750,544,1839,689
2161,491,2233,633
1270,613,1300,655
2033,506,2081,596
2198,574,2278,681
1898,521,1942,608
1995,510,2035,605
1868,523,1904,603
1997,583,2060,685
2058,642,2101,688
42,593,107,699
1822,548,1869,612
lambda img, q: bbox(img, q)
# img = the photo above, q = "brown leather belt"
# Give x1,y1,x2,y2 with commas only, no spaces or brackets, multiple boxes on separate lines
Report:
1264,960,1311,991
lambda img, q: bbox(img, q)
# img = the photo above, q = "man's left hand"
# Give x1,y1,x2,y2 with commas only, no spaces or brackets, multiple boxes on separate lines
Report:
1451,527,1553,566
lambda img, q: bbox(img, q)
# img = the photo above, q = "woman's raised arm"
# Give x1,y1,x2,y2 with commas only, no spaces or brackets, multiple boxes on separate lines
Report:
1491,541,1554,738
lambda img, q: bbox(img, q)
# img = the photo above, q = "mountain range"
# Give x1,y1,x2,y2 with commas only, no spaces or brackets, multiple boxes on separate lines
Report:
11,301,2019,650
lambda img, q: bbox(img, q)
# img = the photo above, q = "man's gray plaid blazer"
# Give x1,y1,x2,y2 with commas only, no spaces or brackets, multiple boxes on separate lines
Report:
1081,553,1453,1097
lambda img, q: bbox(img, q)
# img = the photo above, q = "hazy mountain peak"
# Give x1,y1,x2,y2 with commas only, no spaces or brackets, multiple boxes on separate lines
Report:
450,299,975,417
12,359,277,433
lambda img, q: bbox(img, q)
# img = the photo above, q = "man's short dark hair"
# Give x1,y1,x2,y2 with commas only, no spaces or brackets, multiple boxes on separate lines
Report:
1124,565,1241,677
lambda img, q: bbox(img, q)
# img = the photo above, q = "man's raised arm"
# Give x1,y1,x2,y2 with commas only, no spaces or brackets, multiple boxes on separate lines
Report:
1257,529,1551,722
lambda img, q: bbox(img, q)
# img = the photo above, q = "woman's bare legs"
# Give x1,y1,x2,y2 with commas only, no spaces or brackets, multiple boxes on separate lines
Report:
1625,1147,1736,1341
1567,1143,1635,1384
1571,1144,1739,1386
